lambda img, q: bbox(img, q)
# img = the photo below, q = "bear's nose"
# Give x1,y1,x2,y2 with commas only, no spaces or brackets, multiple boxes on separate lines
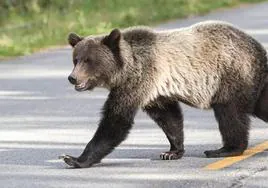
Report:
68,75,77,85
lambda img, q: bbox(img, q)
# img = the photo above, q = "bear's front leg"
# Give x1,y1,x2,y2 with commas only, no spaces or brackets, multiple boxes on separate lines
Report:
143,97,184,160
60,90,139,168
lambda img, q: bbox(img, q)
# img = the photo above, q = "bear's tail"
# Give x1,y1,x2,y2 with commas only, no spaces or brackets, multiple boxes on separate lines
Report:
254,74,268,122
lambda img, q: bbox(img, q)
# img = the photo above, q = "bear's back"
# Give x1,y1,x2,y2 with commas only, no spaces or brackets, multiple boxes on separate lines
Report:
142,21,267,109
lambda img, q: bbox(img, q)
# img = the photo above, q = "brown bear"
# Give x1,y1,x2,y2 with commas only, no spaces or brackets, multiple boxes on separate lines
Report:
60,20,268,168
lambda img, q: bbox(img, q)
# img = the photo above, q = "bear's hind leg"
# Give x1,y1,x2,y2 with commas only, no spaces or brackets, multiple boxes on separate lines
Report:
205,103,249,158
144,97,184,160
254,83,268,122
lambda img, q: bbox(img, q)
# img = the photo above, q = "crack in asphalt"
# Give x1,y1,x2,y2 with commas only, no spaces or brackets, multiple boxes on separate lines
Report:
228,167,267,188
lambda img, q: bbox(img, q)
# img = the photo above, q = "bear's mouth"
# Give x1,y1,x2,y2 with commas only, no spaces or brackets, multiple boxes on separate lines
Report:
75,81,97,92
75,82,87,92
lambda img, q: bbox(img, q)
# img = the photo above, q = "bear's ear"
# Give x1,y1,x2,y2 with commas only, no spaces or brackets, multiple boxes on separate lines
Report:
103,29,121,50
68,33,83,47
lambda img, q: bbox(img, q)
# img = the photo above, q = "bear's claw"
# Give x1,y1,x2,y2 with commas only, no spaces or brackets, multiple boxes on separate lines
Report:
160,151,183,160
59,154,81,168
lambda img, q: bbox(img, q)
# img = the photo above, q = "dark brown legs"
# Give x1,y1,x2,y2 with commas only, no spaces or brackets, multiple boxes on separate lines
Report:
144,98,184,160
205,103,249,158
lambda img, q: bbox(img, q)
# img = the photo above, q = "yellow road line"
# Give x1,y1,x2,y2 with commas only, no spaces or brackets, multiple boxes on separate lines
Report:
204,141,268,170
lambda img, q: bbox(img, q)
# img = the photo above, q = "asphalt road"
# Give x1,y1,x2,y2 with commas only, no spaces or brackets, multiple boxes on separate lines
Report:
0,2,268,188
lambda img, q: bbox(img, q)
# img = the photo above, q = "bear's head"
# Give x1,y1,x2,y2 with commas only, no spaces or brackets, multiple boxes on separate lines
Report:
67,29,126,92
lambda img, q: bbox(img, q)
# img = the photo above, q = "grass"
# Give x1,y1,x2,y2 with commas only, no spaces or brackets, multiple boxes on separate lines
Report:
0,0,266,58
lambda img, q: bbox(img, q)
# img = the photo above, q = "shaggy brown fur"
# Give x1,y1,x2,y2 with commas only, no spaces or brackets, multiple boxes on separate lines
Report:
61,20,268,168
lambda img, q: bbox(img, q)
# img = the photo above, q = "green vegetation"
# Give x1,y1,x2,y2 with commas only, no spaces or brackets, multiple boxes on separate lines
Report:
0,0,266,58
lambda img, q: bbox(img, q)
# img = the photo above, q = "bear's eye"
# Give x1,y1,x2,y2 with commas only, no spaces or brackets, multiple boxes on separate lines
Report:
85,58,92,63
73,57,78,65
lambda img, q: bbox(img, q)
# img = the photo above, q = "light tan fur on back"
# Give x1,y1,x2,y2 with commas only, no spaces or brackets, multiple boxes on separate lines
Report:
141,21,267,109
